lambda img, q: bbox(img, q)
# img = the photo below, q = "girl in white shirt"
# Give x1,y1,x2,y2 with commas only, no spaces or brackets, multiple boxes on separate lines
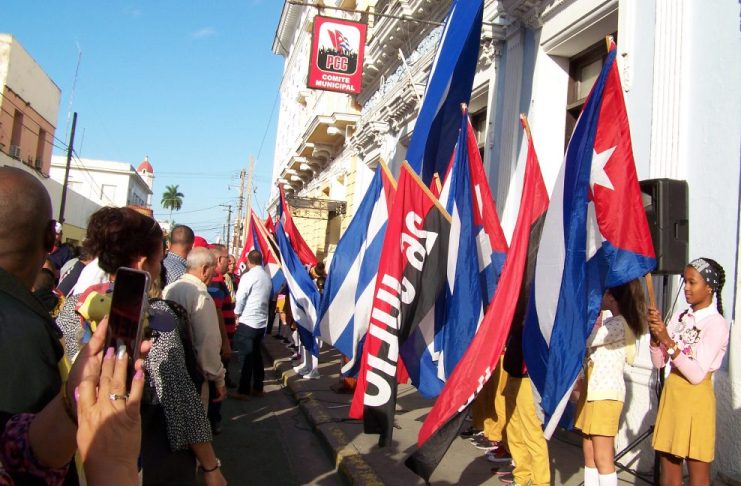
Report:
576,279,646,486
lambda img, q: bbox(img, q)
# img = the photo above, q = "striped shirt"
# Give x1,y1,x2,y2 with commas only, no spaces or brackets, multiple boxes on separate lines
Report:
208,274,236,335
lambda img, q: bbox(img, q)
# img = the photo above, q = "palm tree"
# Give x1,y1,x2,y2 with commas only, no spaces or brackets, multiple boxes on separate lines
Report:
161,184,184,225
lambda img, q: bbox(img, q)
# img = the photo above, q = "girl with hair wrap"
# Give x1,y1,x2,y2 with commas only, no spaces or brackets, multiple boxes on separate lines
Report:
648,257,729,486
576,279,646,486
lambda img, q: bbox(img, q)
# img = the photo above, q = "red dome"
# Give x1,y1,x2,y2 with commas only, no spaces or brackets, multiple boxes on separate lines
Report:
138,157,154,173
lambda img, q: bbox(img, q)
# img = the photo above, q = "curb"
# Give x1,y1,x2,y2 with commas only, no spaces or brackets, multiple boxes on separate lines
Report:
265,347,384,486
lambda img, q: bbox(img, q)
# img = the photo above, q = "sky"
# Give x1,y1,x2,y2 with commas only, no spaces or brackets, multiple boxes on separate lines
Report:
1,1,285,245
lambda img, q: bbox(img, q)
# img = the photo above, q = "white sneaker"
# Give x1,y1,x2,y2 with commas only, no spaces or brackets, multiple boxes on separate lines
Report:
302,369,320,380
293,365,310,375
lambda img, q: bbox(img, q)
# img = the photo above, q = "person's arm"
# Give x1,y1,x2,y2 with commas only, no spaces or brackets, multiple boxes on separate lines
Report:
1,412,70,485
190,442,226,486
26,394,77,469
193,298,226,389
648,307,670,368
233,274,251,317
587,316,625,348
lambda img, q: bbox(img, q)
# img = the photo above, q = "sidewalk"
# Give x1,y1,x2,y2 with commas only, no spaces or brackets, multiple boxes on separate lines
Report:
262,335,652,485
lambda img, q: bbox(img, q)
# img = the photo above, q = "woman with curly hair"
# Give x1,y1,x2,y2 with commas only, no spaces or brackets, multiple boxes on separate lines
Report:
648,257,729,486
56,207,225,485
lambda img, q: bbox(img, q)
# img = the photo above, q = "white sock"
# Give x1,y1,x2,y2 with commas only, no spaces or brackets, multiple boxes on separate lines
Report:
598,472,617,486
310,353,319,371
584,467,599,486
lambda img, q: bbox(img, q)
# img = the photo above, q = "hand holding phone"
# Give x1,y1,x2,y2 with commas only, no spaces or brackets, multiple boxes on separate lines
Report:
107,267,151,384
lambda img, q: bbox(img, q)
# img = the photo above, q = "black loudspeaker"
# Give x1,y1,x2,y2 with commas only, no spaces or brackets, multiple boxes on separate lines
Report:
639,179,689,275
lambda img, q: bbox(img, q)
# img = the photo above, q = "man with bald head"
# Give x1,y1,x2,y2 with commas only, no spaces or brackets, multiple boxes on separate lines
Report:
0,167,63,415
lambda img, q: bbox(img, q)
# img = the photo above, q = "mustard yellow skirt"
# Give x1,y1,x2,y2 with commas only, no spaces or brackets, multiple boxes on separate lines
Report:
575,393,624,436
653,370,715,462
574,363,623,436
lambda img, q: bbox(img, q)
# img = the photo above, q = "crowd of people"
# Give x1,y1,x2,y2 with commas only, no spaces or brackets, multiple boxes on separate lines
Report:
0,164,731,486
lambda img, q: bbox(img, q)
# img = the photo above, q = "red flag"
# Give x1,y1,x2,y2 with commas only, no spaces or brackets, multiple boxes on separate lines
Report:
349,162,451,447
406,116,549,481
264,215,276,235
235,210,280,275
279,186,318,267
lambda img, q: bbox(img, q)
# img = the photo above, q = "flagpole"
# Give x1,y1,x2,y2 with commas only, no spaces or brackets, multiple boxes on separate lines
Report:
645,273,657,308
519,113,533,141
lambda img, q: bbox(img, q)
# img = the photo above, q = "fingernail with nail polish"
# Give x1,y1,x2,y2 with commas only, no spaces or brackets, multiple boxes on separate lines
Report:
105,347,114,359
117,345,126,360
74,387,79,403
134,369,144,380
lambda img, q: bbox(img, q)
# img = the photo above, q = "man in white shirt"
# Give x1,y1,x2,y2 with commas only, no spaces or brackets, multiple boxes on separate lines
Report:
231,250,272,399
163,247,227,408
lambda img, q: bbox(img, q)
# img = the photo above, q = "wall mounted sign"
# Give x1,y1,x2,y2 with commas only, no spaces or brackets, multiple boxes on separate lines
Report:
308,16,367,94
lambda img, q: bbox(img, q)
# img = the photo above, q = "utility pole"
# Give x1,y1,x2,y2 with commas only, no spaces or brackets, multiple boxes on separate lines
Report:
243,155,255,245
58,112,78,224
233,167,246,252
224,204,232,255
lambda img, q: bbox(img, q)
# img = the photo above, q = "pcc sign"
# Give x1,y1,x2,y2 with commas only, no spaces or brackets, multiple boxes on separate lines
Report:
308,16,366,94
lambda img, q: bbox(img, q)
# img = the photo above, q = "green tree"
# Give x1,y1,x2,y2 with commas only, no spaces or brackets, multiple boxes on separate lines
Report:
161,184,184,225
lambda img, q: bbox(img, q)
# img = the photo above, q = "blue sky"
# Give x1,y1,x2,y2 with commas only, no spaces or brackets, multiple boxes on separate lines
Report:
1,1,285,245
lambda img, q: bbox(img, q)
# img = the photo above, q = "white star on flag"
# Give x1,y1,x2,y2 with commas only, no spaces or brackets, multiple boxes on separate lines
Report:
590,146,616,193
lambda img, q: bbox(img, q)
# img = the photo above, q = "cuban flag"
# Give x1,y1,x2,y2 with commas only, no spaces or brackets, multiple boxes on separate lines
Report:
316,162,397,375
443,113,508,306
275,220,321,357
405,0,483,185
522,38,656,438
406,116,549,481
402,110,508,398
331,30,352,54
278,185,318,267
236,210,285,297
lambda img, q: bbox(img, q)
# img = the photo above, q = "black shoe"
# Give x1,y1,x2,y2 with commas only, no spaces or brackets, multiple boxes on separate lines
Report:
460,426,481,438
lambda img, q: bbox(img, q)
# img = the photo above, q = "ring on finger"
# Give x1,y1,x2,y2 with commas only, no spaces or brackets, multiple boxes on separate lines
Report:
108,393,128,401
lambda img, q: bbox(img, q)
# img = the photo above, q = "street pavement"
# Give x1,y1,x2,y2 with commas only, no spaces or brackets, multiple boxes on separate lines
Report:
203,353,345,486
213,332,655,485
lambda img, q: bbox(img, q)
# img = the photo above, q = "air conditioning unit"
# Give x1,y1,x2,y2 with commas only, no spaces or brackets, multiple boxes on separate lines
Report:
34,158,43,169
9,145,21,158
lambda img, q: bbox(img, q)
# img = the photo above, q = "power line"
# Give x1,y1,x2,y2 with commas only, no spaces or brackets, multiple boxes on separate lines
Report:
152,203,226,215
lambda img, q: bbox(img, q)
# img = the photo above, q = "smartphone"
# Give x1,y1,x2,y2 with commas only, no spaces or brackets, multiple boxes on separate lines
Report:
107,267,151,377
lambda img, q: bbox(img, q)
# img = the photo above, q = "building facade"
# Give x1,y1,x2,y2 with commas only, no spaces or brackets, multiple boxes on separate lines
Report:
0,33,101,243
49,155,154,210
271,1,741,481
0,33,59,176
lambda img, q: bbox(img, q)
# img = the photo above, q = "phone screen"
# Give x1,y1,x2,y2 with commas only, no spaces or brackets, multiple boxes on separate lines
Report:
108,268,150,366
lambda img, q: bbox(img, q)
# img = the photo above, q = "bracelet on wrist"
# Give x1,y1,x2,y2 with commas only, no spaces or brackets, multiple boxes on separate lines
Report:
201,458,221,473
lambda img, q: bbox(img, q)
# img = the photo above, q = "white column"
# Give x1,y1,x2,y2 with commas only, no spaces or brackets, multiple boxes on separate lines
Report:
495,27,524,201
648,0,688,179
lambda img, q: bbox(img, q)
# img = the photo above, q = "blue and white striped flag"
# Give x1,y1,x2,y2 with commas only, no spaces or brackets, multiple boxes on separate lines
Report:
404,0,483,185
316,162,396,374
275,220,321,357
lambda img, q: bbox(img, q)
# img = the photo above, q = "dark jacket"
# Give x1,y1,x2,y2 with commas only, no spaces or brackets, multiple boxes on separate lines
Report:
0,267,63,415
